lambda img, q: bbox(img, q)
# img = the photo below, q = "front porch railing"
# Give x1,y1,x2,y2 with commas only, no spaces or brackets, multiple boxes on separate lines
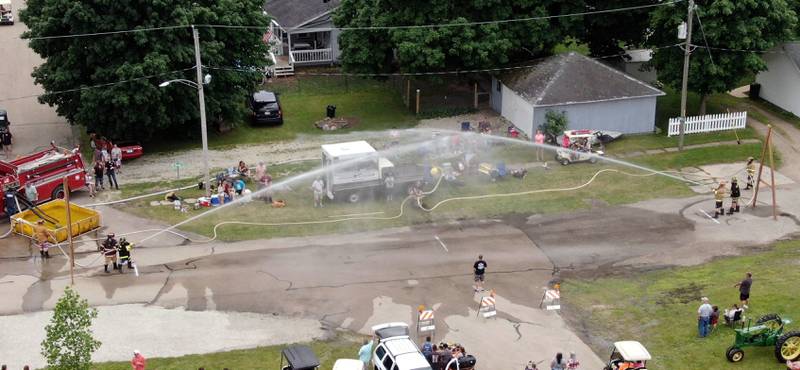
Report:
289,48,333,64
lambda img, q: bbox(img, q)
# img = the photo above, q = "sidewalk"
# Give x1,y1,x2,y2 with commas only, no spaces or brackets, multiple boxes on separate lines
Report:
610,139,760,159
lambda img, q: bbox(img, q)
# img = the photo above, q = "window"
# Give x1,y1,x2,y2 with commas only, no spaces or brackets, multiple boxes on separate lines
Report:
375,345,386,360
382,355,394,369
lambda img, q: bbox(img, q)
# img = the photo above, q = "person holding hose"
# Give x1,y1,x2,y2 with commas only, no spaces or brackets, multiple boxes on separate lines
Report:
728,177,741,215
33,219,52,259
102,233,119,273
117,237,134,271
745,157,756,190
712,182,727,219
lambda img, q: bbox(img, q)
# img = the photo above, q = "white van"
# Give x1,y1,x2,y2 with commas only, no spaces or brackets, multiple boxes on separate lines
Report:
371,322,432,370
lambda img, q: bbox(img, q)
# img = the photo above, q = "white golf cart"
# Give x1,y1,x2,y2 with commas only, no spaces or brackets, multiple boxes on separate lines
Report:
555,130,605,165
604,341,651,370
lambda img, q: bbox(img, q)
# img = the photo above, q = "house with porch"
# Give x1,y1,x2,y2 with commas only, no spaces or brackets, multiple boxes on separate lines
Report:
490,52,664,138
264,0,341,76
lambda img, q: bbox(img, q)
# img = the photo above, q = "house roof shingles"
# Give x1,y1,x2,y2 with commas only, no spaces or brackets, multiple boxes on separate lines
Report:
263,0,340,29
500,52,664,107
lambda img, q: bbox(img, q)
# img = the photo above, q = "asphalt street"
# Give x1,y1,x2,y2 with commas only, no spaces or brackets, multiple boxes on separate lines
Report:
0,0,73,156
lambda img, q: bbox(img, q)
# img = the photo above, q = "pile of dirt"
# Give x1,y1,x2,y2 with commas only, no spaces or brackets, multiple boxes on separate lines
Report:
314,117,359,131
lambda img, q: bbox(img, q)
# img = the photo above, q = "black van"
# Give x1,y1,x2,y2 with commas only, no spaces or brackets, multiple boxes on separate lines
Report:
249,91,283,125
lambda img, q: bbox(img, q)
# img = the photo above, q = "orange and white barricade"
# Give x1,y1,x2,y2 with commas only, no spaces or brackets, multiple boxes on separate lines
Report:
477,290,497,318
416,306,436,338
540,288,561,310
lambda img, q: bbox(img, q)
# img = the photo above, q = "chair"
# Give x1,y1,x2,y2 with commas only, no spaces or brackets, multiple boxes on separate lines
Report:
725,309,744,327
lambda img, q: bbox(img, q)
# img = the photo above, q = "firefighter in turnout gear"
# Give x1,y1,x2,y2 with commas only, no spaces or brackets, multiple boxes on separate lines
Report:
728,177,741,215
713,182,727,219
117,237,133,271
745,157,756,190
102,233,119,273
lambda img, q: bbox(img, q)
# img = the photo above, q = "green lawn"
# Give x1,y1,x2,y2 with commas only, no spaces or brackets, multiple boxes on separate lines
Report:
117,139,763,241
92,336,360,370
146,77,416,153
565,240,800,370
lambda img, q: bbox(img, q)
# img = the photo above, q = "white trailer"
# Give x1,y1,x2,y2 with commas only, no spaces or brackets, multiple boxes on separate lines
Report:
321,141,425,203
0,0,13,25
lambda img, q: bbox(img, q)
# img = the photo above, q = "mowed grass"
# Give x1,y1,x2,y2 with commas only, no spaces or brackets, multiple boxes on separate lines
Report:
116,139,761,242
564,240,800,370
92,336,360,370
146,77,416,152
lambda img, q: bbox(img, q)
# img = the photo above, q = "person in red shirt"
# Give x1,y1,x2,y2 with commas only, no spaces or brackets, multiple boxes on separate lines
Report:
562,134,570,148
131,350,146,370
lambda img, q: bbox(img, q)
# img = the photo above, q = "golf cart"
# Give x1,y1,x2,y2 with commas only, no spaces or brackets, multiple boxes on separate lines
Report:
725,313,800,363
0,0,12,25
604,341,651,370
280,345,320,370
555,130,605,166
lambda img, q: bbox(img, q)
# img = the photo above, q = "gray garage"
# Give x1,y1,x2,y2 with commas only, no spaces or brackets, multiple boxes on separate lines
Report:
490,52,664,138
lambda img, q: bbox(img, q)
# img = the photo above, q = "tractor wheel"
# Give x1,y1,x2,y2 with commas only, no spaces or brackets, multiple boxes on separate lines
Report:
726,346,745,362
51,185,65,200
775,331,800,362
757,313,783,330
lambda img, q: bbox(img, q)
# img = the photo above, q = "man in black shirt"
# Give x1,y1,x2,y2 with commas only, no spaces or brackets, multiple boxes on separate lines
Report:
734,272,753,309
473,254,487,292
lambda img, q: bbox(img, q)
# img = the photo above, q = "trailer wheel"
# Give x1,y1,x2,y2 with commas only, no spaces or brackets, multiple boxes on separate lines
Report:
560,158,569,166
348,192,361,203
51,185,65,200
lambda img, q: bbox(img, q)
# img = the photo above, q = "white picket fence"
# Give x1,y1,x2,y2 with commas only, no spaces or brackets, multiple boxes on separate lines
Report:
667,111,747,137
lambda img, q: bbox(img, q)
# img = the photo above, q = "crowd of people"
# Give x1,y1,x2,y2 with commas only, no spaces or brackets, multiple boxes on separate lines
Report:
87,133,123,196
696,272,753,338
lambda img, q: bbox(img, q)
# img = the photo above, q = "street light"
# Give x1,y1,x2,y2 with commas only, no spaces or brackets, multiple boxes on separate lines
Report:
159,73,213,196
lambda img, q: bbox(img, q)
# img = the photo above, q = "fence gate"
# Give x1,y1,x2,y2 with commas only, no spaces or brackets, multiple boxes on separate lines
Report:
667,111,747,136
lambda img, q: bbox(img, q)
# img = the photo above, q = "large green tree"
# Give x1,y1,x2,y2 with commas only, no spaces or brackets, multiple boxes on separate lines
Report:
41,287,101,370
648,0,797,114
579,0,658,57
21,0,269,140
333,0,582,74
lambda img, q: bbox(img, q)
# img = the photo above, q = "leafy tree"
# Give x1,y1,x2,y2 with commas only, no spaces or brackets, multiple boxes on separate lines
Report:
41,287,101,370
543,110,568,142
333,0,583,74
579,0,658,57
648,0,797,114
20,0,270,140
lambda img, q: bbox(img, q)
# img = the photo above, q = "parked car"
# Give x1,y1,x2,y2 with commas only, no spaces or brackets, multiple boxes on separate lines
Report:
249,90,283,125
371,323,432,370
115,141,143,160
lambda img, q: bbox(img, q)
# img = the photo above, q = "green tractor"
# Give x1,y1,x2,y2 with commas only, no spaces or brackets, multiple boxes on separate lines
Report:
726,313,800,363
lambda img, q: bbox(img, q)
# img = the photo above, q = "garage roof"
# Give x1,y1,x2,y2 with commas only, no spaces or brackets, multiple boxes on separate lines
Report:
499,52,664,107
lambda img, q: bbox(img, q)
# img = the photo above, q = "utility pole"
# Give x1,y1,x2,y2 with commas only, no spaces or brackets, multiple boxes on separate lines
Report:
192,25,211,196
678,0,695,151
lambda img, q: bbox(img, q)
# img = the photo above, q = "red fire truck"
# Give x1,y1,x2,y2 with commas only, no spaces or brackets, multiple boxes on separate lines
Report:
1,144,86,216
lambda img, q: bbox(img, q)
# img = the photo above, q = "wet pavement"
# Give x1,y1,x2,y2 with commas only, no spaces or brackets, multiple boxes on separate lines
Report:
3,181,800,367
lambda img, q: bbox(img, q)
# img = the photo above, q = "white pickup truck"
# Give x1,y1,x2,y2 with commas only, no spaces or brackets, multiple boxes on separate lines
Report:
321,141,426,203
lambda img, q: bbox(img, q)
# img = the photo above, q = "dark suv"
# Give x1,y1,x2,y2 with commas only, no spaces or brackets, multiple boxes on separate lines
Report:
249,91,283,125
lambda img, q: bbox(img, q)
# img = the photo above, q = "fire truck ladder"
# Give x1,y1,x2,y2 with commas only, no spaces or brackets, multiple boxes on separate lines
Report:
15,193,60,226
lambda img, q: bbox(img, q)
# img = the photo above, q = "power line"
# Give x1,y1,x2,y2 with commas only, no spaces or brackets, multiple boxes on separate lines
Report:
207,44,683,77
205,0,684,33
27,25,190,41
693,11,716,67
0,67,196,103
691,45,788,54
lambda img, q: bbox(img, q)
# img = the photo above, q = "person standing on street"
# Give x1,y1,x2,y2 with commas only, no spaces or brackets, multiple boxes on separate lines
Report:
24,182,38,204
311,177,325,208
0,128,11,157
102,233,119,273
94,160,105,190
117,237,134,271
105,159,119,190
131,349,146,370
697,297,713,338
745,157,756,190
566,352,580,370
473,254,487,292
384,172,395,201
734,272,753,309
534,129,546,162
550,352,566,370
727,177,741,215
712,182,726,219
111,143,122,172
358,339,373,370
33,219,52,259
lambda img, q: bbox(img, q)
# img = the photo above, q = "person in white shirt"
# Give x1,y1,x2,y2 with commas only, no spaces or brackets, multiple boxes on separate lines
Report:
697,297,713,337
